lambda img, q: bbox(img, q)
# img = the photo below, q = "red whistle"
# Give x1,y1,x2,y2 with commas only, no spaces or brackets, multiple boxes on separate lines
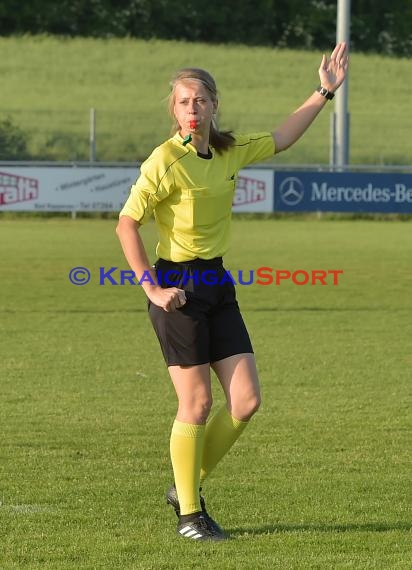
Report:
189,120,197,129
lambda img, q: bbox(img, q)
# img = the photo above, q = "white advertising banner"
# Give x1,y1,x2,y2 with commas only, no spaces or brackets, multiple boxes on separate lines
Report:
0,167,138,212
0,166,274,213
232,169,274,213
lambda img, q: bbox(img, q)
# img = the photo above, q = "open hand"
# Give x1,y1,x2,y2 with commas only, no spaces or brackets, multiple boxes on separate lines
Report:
319,42,349,93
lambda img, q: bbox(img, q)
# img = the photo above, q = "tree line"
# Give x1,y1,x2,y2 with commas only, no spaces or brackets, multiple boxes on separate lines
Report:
0,0,411,56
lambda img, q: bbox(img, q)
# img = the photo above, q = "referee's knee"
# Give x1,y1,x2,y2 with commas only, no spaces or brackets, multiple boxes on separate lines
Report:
232,394,261,421
247,394,261,418
178,396,213,424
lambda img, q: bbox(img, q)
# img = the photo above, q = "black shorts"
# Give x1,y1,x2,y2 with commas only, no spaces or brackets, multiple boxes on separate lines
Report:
148,257,253,367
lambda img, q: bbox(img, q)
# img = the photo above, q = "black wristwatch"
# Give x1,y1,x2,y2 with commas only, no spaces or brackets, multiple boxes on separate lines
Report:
316,85,335,100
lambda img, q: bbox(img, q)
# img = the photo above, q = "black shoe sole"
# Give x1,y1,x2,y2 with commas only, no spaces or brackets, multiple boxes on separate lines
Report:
166,485,228,539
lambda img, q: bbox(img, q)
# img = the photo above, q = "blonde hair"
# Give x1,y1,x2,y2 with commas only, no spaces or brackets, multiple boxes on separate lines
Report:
168,68,235,154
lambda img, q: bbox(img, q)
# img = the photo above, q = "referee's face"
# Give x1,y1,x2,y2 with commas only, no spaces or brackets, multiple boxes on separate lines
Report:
173,80,217,138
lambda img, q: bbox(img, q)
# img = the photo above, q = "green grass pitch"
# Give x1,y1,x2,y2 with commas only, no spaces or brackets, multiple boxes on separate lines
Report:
0,217,411,569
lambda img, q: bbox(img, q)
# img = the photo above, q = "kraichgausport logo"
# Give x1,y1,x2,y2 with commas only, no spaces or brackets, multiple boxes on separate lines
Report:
68,267,343,286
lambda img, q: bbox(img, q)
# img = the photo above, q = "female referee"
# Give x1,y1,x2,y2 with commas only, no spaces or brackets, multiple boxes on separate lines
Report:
116,43,348,541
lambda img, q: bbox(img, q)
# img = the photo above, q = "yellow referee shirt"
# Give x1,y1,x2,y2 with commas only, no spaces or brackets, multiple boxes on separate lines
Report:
120,131,275,261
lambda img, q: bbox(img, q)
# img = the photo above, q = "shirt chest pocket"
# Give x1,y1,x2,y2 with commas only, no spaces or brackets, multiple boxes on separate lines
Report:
180,181,236,228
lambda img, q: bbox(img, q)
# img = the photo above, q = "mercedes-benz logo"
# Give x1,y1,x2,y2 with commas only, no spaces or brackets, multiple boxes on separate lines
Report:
279,177,305,205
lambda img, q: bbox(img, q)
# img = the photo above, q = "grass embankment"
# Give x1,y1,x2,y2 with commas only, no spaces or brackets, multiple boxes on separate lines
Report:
1,36,411,164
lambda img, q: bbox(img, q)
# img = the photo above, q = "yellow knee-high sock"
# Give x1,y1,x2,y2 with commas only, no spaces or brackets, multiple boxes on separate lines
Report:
200,405,249,483
170,420,205,515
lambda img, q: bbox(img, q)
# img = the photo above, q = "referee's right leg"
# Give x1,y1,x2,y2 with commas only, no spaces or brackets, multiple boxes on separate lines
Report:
168,364,212,517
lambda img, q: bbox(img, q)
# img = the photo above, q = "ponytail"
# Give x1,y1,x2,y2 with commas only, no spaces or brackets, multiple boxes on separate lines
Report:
209,120,235,154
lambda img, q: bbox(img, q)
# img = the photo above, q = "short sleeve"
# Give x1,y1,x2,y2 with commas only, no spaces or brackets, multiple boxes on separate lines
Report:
232,133,276,169
119,154,175,224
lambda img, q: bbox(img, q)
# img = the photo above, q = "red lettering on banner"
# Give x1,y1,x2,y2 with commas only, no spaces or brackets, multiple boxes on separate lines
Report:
328,269,344,285
233,176,266,206
311,270,328,285
0,172,39,205
256,266,273,285
275,270,291,285
292,270,309,285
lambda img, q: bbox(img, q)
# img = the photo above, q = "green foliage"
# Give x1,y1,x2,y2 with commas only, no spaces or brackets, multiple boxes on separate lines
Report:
351,0,412,56
0,0,411,56
0,117,31,160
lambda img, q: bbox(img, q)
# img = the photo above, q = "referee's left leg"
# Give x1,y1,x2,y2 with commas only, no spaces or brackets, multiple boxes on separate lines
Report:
199,353,261,483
